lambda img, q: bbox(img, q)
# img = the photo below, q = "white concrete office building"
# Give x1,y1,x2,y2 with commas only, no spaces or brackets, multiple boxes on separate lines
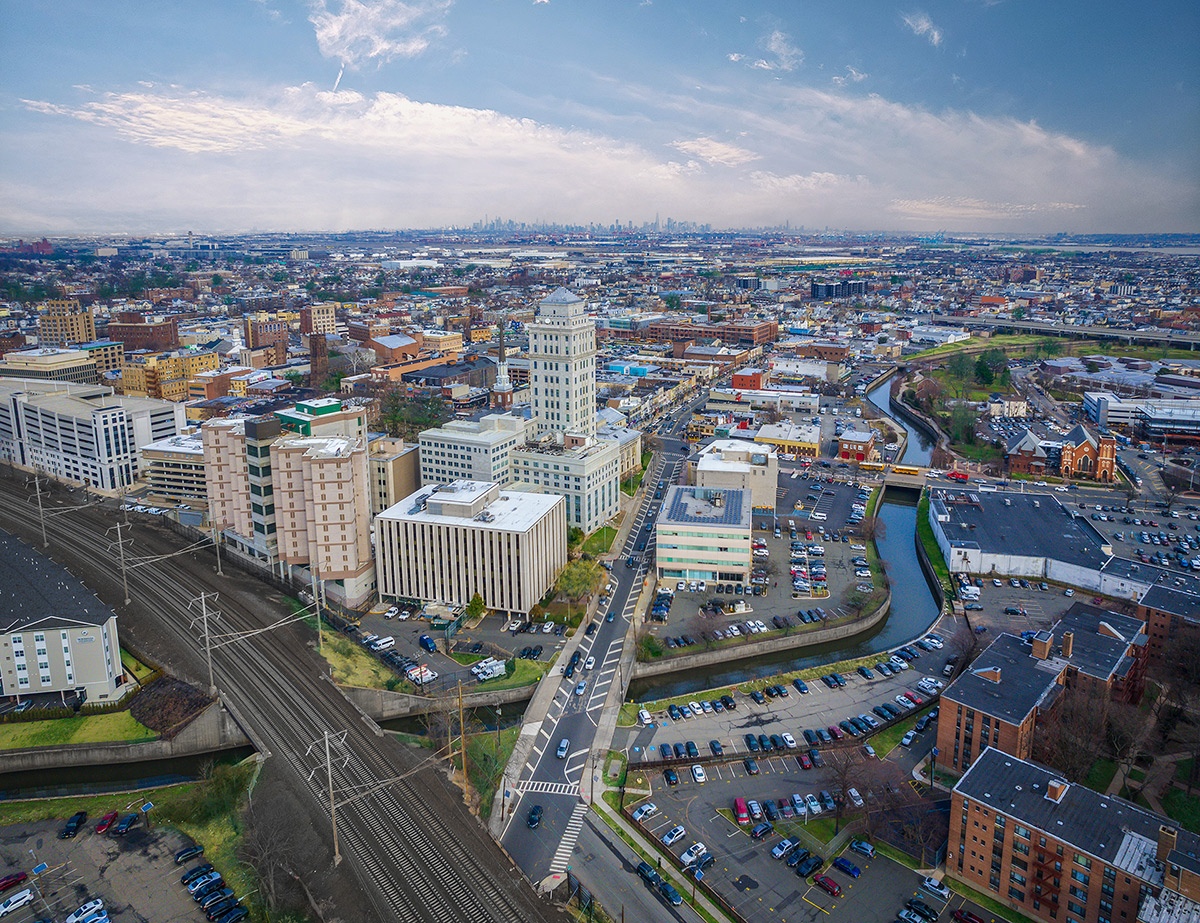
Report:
418,413,531,486
375,480,567,617
693,439,779,510
655,486,752,586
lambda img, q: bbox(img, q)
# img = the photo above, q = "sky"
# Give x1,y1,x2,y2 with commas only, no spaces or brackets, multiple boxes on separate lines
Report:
1,1,1197,235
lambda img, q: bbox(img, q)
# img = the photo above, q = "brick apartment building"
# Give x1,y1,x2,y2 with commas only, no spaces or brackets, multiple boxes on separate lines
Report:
950,748,1200,923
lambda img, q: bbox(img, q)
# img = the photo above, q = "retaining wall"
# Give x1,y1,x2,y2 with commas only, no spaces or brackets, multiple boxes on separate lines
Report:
629,589,891,680
343,683,536,721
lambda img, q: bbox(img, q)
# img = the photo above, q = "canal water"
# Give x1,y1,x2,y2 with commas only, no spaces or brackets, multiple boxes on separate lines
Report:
630,491,939,701
867,373,935,466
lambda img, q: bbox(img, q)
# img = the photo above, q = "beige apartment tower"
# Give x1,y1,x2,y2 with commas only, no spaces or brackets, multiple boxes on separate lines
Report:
38,300,96,347
375,480,567,617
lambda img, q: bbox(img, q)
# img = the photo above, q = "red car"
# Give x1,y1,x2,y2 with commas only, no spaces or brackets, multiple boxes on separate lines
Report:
95,811,119,834
812,873,843,897
905,691,925,705
953,912,985,923
798,753,813,770
0,872,28,894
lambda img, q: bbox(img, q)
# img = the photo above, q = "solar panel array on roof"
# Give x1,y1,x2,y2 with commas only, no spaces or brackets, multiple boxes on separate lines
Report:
664,487,746,527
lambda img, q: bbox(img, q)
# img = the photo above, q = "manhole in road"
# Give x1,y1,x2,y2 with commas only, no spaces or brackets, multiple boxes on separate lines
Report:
733,875,758,891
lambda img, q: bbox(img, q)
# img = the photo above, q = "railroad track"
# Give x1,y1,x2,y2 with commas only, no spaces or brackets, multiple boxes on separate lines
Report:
0,483,562,923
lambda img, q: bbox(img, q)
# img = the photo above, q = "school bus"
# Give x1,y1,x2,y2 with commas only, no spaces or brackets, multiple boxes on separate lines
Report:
859,461,886,473
891,465,923,477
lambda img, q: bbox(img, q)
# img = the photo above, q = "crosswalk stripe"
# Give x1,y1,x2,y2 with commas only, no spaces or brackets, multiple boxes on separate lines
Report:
548,803,590,873
517,780,581,796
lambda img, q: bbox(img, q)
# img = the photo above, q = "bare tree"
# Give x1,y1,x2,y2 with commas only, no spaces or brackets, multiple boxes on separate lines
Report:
828,752,861,836
947,623,982,677
1033,686,1109,784
1107,701,1150,795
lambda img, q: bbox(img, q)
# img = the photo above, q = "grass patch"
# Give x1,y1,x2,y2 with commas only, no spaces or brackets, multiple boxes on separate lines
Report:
952,442,1004,465
466,724,520,819
121,649,158,683
582,525,618,557
449,652,483,666
1129,768,1147,783
1084,758,1119,793
0,711,157,750
1161,788,1200,834
873,839,921,870
1176,759,1195,784
945,876,1042,923
480,657,549,691
798,814,839,844
872,707,930,758
0,762,260,915
907,334,1054,362
388,729,434,749
917,493,955,601
320,632,396,689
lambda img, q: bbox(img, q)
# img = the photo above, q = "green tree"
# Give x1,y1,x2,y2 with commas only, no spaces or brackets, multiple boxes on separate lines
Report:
662,294,682,310
466,592,486,620
974,356,994,385
1042,338,1062,357
948,352,973,381
567,526,584,547
557,560,601,600
211,273,223,287
949,404,977,444
1012,306,1025,319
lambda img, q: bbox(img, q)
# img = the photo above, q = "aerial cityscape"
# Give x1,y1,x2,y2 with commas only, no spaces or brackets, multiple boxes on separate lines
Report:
1,4,1199,923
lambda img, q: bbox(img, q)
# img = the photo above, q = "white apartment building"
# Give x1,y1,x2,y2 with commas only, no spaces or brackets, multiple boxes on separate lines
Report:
0,531,123,702
375,480,567,617
0,378,185,490
419,413,531,486
202,405,376,607
655,486,752,586
693,439,779,510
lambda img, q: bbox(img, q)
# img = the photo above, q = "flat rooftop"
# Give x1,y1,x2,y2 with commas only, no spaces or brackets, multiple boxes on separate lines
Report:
0,529,116,633
932,489,1108,571
378,480,563,533
660,486,750,530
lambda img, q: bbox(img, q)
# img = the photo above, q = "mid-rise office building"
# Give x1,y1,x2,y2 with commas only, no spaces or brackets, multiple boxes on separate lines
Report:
693,439,779,509
655,486,752,587
375,480,566,617
950,748,1199,923
0,530,123,702
106,316,180,353
511,438,621,533
299,302,338,336
37,299,96,347
0,379,186,490
419,413,531,486
0,348,98,384
120,349,220,401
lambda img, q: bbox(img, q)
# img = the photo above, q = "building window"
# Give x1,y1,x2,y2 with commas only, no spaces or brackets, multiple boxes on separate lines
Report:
1074,854,1092,869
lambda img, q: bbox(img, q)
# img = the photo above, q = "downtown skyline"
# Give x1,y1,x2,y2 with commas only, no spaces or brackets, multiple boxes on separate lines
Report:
2,0,1197,235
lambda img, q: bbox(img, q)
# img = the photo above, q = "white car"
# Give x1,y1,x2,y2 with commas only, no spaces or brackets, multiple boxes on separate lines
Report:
680,842,708,866
542,621,555,633
894,695,916,710
584,656,595,670
781,732,797,749
0,890,34,919
67,902,105,923
922,876,951,900
691,765,707,783
689,701,703,715
924,636,943,649
755,620,768,633
676,581,686,591
901,730,917,747
847,787,864,807
631,802,659,822
805,793,822,815
662,825,686,846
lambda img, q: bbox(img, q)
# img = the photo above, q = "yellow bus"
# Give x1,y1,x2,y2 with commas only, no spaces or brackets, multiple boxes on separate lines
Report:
859,461,886,472
890,465,923,477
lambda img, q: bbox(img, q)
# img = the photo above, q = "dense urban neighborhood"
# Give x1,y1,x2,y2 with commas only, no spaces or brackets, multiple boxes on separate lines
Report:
1,230,1199,923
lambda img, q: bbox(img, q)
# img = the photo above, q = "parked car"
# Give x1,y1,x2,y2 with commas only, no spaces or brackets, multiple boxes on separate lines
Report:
0,876,27,896
832,856,861,878
59,811,88,839
95,812,119,834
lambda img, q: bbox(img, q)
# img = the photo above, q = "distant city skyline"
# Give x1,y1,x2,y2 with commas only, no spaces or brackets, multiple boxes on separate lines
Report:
2,1,1197,235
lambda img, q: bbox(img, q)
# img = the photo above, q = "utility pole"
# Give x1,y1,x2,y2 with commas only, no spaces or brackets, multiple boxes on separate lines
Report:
189,592,220,696
107,522,132,605
312,570,323,658
326,730,341,867
210,521,223,576
457,681,468,787
30,474,48,547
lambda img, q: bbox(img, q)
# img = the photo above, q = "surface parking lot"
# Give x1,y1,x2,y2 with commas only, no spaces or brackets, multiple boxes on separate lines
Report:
0,818,200,923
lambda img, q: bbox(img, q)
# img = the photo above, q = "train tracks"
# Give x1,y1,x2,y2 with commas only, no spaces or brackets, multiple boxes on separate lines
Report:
0,482,563,923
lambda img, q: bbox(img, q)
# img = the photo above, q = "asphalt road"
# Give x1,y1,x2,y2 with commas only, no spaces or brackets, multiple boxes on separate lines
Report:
0,476,565,923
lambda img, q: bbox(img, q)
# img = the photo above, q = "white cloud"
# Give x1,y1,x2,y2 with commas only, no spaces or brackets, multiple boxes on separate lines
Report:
671,137,759,167
902,10,943,47
727,52,744,63
308,0,451,66
764,30,803,71
831,65,868,87
10,79,1195,233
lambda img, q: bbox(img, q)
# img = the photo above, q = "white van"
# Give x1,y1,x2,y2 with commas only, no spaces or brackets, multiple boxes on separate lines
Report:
370,636,395,652
810,512,827,522
961,587,980,600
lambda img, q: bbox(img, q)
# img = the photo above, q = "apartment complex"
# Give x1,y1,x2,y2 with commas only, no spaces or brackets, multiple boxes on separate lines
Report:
0,530,123,702
201,401,377,606
106,316,180,352
937,606,1148,773
375,480,566,617
120,348,220,401
0,379,186,490
692,439,779,509
300,302,338,336
655,486,752,586
367,436,421,516
419,413,532,486
37,300,96,347
950,748,1199,923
